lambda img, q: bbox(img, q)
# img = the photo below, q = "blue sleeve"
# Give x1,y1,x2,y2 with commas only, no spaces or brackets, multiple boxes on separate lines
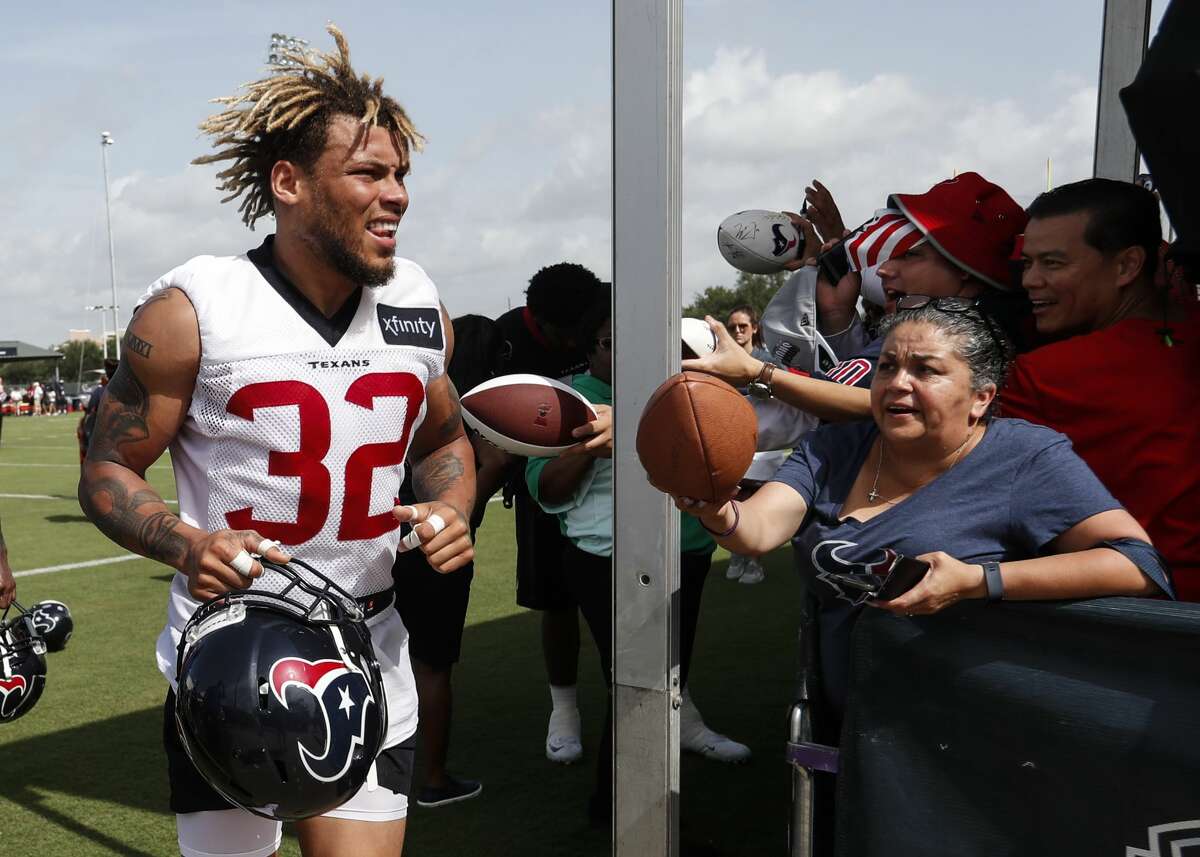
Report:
1009,431,1123,552
771,424,843,507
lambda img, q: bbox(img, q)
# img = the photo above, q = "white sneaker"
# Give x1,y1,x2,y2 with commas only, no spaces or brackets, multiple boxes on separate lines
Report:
546,709,583,764
725,554,745,580
679,691,751,763
738,558,765,585
680,723,752,764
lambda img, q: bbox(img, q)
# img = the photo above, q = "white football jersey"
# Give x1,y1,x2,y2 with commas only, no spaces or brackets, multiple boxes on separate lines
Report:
152,240,445,701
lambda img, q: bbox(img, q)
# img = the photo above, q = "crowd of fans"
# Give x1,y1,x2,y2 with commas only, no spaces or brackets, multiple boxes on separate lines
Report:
413,172,1196,830
0,378,72,416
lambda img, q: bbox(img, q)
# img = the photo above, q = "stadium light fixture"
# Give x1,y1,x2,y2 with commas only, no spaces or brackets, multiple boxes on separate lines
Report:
100,132,121,360
268,32,310,69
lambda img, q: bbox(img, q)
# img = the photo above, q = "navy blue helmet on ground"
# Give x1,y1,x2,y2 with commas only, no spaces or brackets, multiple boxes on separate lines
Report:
29,600,73,653
0,602,48,723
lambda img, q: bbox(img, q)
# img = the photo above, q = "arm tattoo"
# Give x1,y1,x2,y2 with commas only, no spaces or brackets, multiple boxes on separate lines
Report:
79,477,188,566
413,447,467,502
435,384,464,445
87,364,150,462
123,330,153,358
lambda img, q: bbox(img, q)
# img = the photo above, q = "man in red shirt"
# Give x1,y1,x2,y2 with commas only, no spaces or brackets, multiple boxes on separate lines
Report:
1003,178,1199,598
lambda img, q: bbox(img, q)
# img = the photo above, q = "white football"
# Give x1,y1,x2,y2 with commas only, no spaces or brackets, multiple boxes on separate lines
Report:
716,209,802,274
460,373,598,458
681,317,717,359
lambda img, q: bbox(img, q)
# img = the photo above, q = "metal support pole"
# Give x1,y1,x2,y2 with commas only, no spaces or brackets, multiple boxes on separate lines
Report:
612,0,683,854
1093,0,1152,181
101,132,121,359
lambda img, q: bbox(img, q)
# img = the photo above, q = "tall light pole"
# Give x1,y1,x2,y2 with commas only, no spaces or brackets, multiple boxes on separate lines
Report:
85,305,116,359
100,131,121,360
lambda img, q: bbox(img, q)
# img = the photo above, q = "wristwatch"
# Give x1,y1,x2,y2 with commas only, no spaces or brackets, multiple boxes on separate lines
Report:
748,362,777,399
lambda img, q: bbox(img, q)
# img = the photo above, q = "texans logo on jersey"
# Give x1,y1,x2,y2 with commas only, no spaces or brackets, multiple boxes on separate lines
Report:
811,540,898,606
0,675,28,719
269,657,375,783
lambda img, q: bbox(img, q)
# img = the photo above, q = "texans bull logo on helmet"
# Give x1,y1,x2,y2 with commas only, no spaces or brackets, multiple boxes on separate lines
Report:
30,608,59,635
811,540,898,606
269,657,376,783
0,675,29,719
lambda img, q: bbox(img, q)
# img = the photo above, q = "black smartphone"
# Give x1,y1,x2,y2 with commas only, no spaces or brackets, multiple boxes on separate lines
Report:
871,556,931,601
816,240,852,285
820,553,930,601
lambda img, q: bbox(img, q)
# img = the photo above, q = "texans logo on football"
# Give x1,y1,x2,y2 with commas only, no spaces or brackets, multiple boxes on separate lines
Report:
0,675,28,718
269,657,375,783
771,224,798,257
811,540,897,606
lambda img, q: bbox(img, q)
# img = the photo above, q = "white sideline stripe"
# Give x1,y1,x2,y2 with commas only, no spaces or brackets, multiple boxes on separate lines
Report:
0,492,177,505
0,445,80,450
0,462,170,470
12,497,508,578
14,554,141,578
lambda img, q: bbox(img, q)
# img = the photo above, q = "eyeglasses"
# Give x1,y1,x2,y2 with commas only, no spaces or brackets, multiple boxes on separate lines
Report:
594,337,612,351
727,323,752,332
894,294,1008,357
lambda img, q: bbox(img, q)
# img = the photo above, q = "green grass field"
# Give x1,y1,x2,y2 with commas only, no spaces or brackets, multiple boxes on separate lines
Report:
0,414,802,856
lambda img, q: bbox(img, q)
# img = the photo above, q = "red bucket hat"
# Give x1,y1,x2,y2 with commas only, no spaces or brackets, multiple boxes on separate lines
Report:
888,172,1027,290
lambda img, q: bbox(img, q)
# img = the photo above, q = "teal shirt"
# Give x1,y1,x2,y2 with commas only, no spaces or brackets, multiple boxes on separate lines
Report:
525,374,715,557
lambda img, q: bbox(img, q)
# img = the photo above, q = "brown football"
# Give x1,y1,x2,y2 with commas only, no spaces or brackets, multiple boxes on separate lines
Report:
636,371,757,502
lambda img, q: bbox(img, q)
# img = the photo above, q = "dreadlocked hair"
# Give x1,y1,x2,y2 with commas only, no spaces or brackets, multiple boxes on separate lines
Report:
192,24,424,229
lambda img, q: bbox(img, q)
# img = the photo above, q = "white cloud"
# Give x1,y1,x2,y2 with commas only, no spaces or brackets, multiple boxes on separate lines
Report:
679,46,1097,300
3,46,1098,346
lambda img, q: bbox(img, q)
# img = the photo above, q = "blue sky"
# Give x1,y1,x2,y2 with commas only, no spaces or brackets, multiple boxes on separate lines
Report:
2,1,1165,347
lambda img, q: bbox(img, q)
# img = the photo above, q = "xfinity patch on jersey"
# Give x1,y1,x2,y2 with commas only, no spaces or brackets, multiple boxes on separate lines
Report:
376,306,444,349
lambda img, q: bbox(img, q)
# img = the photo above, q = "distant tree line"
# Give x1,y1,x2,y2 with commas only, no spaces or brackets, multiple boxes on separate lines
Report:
2,337,117,388
683,270,788,322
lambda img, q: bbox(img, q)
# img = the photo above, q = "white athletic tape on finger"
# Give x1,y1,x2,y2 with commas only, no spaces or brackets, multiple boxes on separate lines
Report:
230,550,254,577
398,513,447,552
255,538,280,557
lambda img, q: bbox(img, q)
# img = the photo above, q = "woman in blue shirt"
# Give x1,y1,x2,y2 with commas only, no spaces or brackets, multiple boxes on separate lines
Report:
669,298,1173,714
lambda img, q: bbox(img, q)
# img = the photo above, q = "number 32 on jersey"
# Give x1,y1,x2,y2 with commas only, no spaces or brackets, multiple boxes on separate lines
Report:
223,373,425,545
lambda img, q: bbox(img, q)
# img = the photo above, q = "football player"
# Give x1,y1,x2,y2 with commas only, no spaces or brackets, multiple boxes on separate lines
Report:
79,25,474,857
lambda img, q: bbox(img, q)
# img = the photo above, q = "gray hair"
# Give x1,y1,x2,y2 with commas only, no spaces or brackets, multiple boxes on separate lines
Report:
878,303,1014,416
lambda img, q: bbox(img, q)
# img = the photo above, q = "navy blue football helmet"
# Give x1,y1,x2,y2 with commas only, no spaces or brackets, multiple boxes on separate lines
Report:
0,602,48,723
174,558,387,820
28,600,73,652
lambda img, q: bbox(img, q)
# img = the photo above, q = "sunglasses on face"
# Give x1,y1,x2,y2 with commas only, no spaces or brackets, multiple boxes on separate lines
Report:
894,294,1008,357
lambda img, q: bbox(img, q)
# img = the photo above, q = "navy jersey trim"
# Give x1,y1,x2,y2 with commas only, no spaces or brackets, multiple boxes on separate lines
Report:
247,237,363,347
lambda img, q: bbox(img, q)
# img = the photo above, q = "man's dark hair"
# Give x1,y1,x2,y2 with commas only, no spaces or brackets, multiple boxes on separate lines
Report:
447,315,505,394
525,263,604,327
580,283,613,353
1026,178,1161,283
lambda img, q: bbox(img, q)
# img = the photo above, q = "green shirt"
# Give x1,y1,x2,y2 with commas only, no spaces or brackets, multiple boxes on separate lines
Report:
525,373,715,557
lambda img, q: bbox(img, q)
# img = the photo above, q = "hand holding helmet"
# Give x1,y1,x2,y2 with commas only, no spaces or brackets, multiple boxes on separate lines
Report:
174,556,387,819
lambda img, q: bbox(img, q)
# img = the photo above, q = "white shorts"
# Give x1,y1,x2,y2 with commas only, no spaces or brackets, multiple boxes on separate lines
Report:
171,603,417,857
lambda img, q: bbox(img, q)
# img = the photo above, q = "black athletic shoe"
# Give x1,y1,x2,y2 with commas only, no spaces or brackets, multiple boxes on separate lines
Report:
416,775,483,808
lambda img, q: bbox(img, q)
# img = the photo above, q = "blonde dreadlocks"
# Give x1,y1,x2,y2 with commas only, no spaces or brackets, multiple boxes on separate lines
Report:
193,24,424,229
